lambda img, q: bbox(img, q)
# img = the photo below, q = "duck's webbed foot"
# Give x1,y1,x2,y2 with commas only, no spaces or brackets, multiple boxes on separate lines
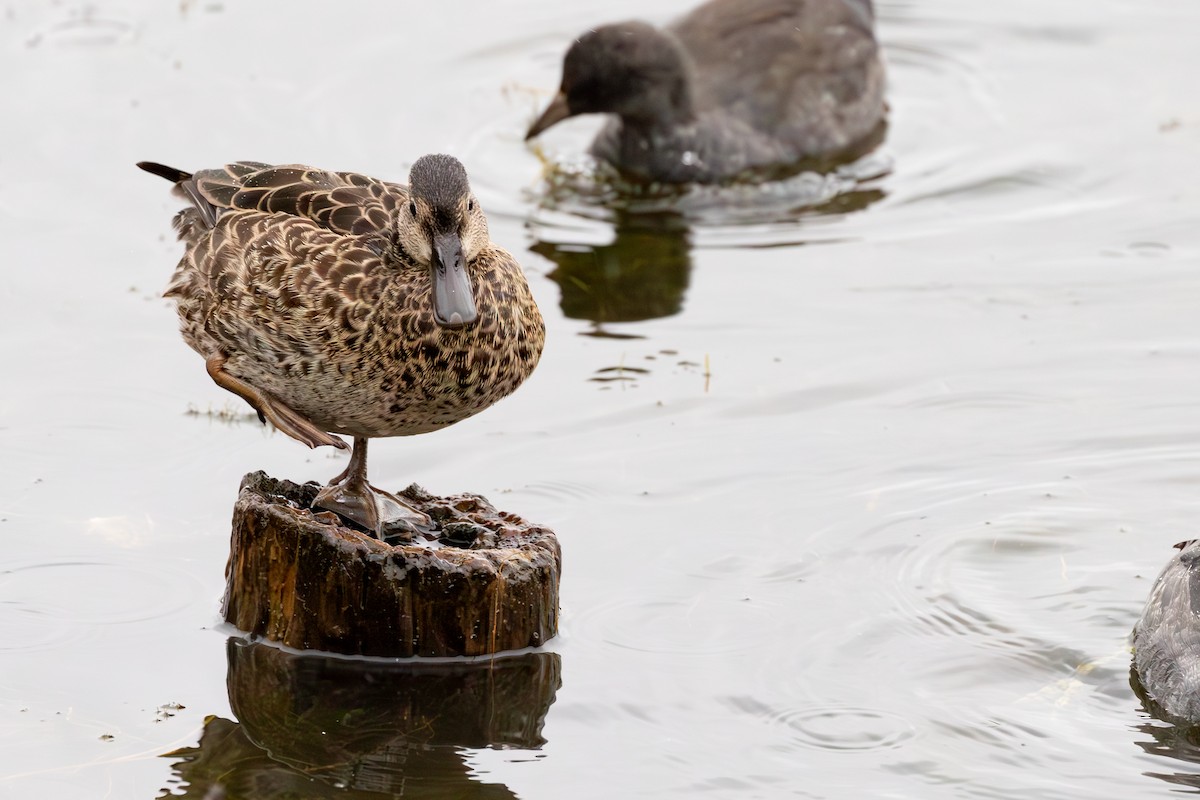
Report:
205,354,348,451
313,436,432,538
314,479,431,539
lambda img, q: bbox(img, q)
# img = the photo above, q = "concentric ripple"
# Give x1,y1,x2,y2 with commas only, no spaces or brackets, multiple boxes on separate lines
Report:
0,558,205,652
780,706,917,752
724,695,916,753
574,593,785,656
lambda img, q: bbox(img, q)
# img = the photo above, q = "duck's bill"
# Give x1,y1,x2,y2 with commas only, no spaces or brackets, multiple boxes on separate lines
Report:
525,91,572,140
432,232,478,328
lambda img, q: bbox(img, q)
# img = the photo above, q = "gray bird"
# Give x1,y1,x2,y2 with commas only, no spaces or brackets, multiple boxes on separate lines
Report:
527,0,886,183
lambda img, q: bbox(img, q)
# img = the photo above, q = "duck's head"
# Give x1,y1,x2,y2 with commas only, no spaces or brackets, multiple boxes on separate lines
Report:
396,154,487,329
526,22,694,139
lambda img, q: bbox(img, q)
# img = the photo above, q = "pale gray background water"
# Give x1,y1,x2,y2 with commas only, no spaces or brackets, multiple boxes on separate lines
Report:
2,0,1199,797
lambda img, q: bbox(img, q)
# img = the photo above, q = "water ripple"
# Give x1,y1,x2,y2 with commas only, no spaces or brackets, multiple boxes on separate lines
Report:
686,552,821,584
26,11,136,48
0,558,205,652
514,479,605,504
575,593,784,656
725,696,916,753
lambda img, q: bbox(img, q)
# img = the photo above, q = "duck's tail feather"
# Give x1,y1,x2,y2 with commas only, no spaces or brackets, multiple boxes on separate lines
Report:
137,161,190,183
137,161,218,229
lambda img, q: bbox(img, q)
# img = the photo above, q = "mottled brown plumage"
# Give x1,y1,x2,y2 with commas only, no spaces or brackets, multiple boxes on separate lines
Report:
139,155,545,535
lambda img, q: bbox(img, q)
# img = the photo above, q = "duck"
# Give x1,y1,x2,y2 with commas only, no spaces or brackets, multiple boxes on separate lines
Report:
138,154,545,537
1132,539,1200,723
525,0,886,184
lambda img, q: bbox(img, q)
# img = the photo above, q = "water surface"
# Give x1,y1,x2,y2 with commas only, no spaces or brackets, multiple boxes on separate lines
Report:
2,0,1200,797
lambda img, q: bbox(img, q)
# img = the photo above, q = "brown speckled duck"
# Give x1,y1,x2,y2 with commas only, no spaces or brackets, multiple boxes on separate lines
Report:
526,0,886,183
138,154,545,536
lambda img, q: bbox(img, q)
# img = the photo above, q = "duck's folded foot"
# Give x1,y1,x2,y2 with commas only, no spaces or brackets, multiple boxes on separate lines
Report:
314,478,432,539
205,354,349,451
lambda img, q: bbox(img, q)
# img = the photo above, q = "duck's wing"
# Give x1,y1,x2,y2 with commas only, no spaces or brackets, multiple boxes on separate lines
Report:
146,161,402,343
670,0,881,131
183,162,407,240
167,208,390,362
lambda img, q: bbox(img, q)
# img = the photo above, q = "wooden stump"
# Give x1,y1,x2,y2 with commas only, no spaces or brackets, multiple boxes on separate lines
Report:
222,471,560,657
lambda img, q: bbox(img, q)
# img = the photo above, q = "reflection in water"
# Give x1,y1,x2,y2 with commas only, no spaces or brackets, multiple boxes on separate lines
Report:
161,638,561,798
1130,667,1200,790
532,211,693,325
526,142,889,235
527,154,889,330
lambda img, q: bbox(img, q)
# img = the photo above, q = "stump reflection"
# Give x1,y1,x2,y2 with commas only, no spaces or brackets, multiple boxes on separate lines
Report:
162,638,562,798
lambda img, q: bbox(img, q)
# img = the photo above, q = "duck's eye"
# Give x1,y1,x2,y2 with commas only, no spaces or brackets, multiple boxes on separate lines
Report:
467,199,475,212
408,201,417,217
